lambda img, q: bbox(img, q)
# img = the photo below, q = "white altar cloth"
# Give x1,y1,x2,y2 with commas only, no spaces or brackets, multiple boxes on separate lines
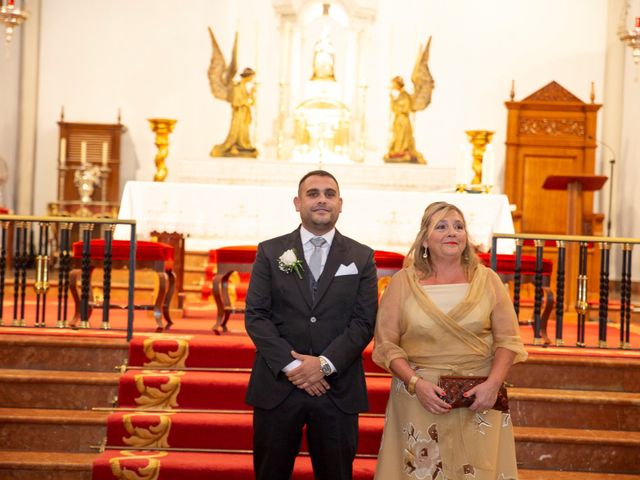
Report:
116,181,514,254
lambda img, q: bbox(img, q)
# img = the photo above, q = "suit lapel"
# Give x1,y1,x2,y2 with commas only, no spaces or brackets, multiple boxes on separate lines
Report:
313,230,347,307
288,228,313,308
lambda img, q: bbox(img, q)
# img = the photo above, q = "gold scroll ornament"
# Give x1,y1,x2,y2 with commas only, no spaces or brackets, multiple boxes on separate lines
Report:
142,336,190,369
109,450,167,480
122,412,174,449
134,370,185,410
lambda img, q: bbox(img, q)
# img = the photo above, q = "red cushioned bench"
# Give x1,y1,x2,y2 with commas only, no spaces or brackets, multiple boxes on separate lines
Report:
69,239,175,331
478,252,554,344
210,246,405,333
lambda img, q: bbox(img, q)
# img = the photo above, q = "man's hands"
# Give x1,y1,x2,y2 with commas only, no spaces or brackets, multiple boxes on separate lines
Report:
286,351,331,397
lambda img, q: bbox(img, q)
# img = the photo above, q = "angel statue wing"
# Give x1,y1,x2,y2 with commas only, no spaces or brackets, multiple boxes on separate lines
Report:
410,36,435,112
207,28,238,102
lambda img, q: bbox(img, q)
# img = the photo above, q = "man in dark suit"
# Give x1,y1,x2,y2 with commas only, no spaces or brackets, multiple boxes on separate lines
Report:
245,170,378,480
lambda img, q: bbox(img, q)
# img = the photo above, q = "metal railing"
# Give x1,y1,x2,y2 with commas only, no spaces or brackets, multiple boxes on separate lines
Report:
0,214,137,340
491,233,639,350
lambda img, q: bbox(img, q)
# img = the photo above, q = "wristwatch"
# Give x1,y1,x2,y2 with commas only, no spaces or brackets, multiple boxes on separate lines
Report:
319,356,332,376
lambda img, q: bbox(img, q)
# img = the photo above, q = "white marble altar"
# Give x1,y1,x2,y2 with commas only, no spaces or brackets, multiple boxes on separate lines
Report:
116,176,514,254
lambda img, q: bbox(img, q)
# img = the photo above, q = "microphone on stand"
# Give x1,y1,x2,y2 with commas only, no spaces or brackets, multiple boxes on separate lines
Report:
595,139,616,237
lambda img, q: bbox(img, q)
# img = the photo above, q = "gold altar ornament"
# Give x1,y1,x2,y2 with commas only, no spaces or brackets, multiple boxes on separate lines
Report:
385,36,435,164
148,118,177,182
456,130,494,193
619,1,640,64
208,28,258,158
0,0,27,45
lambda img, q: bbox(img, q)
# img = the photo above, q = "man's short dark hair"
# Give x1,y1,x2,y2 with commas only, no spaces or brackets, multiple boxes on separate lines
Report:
298,170,340,195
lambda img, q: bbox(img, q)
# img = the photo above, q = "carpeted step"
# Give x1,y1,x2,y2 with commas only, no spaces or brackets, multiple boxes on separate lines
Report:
126,334,386,373
0,407,108,452
92,450,377,480
509,387,640,431
116,370,391,414
104,410,384,456
0,333,129,372
0,369,120,409
514,426,640,473
0,450,95,480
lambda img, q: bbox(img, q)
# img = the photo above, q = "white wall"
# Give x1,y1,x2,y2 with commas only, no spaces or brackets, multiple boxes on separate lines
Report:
0,32,21,209
31,0,608,214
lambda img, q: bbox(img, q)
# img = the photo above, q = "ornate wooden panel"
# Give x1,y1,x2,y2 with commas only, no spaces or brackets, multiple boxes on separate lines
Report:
504,81,602,235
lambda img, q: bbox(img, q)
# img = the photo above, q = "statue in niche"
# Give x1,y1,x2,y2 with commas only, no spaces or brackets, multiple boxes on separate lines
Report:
311,26,336,81
207,28,258,158
384,36,434,164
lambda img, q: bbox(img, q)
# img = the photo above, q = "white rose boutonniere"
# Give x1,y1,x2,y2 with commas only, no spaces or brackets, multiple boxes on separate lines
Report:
277,248,304,279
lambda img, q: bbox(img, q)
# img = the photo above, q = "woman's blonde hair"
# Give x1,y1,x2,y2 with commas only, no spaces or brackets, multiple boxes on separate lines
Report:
405,201,479,279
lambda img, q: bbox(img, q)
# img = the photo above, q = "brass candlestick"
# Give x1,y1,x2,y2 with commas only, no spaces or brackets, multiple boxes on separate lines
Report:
148,118,177,182
465,129,494,186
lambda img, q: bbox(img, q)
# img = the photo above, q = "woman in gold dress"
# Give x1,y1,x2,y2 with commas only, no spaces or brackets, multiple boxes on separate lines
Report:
373,201,527,479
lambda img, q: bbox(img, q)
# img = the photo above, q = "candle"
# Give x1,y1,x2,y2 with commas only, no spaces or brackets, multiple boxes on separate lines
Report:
59,138,66,167
8,0,16,7
80,141,87,166
636,17,640,29
102,142,108,167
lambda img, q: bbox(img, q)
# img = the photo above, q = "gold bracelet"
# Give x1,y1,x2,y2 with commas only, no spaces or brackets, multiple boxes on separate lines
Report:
407,375,420,395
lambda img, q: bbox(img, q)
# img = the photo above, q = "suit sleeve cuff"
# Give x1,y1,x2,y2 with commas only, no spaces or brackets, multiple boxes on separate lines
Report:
282,359,302,373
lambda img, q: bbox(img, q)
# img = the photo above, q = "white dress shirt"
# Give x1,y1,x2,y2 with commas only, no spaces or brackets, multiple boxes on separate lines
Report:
282,226,337,375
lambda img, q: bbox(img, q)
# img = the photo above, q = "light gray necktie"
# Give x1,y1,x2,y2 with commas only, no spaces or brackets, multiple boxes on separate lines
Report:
309,237,327,281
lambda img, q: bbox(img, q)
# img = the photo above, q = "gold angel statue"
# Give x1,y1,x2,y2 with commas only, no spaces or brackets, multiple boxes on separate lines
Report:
384,36,434,164
208,28,258,158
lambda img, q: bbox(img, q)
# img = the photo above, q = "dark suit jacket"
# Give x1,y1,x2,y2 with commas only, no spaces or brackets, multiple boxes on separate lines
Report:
245,227,378,414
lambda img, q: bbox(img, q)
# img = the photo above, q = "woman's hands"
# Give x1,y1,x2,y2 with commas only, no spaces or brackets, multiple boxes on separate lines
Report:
413,378,452,415
464,378,501,413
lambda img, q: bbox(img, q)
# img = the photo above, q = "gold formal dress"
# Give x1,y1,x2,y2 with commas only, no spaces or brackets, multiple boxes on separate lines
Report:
372,265,527,480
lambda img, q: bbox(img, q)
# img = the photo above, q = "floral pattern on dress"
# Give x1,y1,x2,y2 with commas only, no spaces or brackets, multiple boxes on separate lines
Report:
402,422,444,480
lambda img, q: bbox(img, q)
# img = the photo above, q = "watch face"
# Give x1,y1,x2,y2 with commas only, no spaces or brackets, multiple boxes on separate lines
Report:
321,364,332,375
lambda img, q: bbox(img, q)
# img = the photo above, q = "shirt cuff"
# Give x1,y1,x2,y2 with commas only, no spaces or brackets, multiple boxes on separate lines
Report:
282,359,302,373
319,355,336,374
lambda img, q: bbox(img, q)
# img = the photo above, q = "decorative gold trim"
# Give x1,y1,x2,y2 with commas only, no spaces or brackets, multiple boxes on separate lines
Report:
134,371,185,410
122,412,173,449
143,338,190,369
108,450,166,480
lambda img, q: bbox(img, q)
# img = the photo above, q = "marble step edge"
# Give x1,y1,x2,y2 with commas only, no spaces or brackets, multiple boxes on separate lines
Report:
0,333,128,349
511,387,640,405
520,353,640,368
0,369,120,385
0,407,109,424
518,469,640,480
0,451,96,470
514,425,640,446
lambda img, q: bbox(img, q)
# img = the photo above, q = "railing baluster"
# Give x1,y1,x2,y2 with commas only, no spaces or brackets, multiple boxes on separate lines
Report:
598,242,610,348
19,223,29,327
555,240,566,346
513,239,523,319
533,239,544,345
79,224,93,329
102,227,114,330
575,242,589,347
0,221,8,326
620,244,632,349
12,223,22,326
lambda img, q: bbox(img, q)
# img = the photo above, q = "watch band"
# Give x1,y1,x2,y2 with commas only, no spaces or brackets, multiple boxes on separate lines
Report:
319,356,332,376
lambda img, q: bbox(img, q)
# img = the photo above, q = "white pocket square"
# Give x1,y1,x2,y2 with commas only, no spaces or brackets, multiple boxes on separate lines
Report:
335,262,358,276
